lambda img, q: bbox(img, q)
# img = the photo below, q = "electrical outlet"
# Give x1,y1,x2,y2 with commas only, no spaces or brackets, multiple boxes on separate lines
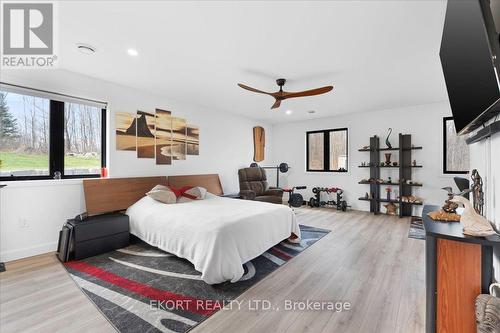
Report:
18,218,30,229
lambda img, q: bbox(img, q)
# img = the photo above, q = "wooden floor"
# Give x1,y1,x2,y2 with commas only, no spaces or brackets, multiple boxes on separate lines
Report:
0,208,425,333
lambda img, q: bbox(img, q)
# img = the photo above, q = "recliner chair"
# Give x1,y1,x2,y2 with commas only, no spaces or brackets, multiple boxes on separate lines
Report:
238,167,283,204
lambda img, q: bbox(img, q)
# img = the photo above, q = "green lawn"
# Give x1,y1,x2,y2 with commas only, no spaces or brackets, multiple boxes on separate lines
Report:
0,151,100,171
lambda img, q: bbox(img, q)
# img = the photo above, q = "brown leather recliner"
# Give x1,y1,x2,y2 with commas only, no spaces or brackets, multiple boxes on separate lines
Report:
238,167,283,204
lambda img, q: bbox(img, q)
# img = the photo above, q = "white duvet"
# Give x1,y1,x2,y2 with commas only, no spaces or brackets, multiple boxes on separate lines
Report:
126,193,300,284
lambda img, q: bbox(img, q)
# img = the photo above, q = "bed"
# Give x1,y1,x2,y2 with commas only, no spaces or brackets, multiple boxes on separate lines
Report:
126,193,300,284
83,174,300,284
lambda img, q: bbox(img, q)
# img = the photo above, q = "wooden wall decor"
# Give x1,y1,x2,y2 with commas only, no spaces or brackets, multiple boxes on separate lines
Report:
115,112,137,151
155,109,172,165
253,126,265,162
115,109,199,167
136,110,156,158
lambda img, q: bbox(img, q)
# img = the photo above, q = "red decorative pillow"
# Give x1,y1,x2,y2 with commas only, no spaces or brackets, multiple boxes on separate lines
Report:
171,186,207,203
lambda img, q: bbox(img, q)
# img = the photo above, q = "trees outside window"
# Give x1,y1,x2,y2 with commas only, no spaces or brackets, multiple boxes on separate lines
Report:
306,128,348,172
0,92,50,176
443,117,469,174
0,90,106,180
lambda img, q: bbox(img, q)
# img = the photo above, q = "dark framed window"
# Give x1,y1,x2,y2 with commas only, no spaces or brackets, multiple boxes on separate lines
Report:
306,128,348,172
0,90,106,181
443,117,469,174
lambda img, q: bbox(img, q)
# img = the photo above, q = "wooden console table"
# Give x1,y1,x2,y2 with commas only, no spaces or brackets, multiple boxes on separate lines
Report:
423,205,500,333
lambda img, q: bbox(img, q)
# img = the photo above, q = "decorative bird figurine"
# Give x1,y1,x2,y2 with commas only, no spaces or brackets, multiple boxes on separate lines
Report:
385,128,392,149
450,196,497,236
441,187,459,213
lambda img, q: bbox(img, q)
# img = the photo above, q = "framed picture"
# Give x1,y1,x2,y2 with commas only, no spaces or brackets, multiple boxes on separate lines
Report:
155,109,172,165
171,117,186,160
115,112,136,151
186,125,199,155
136,110,155,158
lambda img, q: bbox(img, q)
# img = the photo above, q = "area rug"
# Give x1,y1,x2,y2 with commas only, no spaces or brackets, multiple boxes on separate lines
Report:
408,216,425,240
64,224,329,333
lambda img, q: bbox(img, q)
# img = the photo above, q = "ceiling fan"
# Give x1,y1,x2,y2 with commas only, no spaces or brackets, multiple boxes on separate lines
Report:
237,78,333,109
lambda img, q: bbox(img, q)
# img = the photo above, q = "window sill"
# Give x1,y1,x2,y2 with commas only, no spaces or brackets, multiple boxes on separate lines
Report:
439,172,470,179
304,171,351,176
0,177,101,188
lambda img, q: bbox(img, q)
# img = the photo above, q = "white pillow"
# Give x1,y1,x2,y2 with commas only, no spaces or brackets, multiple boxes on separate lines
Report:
177,186,207,203
146,185,177,204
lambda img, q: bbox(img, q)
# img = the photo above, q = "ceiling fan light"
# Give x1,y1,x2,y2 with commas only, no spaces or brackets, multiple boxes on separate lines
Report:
127,48,139,56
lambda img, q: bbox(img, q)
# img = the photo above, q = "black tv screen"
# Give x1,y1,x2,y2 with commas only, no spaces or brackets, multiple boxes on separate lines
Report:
440,0,500,135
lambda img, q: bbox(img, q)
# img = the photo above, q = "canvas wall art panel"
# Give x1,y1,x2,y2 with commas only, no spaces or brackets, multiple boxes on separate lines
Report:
186,125,199,155
155,109,172,165
115,112,136,151
171,117,186,160
136,110,156,158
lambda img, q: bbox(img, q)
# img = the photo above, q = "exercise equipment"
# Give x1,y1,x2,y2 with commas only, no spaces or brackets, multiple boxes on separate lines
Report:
250,162,290,188
283,186,306,207
308,187,349,211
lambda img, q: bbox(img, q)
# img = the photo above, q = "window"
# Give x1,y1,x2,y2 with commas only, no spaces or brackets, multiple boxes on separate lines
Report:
64,102,103,176
0,92,50,177
443,117,469,174
0,89,106,181
306,128,348,172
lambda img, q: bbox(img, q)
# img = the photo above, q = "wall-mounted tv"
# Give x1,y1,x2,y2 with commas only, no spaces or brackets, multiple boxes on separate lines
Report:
440,0,500,135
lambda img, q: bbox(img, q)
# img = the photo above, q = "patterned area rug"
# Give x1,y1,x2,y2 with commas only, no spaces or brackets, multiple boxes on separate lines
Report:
64,224,329,333
408,216,425,240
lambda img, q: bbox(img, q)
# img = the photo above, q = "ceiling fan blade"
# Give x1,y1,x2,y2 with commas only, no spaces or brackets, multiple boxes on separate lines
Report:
271,99,281,109
283,86,333,99
237,83,272,95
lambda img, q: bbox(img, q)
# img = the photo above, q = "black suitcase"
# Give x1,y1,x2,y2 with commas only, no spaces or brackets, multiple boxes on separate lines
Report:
56,223,73,262
57,213,129,261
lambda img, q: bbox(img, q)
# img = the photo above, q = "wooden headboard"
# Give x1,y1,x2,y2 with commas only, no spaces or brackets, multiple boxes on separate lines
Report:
83,174,223,215
168,174,223,196
83,176,167,215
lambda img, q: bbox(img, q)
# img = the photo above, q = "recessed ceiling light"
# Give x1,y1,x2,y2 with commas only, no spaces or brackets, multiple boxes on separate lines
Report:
127,48,139,56
308,110,316,114
285,110,293,115
76,43,96,54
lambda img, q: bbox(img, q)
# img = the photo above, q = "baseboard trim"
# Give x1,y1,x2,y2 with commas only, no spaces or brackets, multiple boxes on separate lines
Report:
0,242,58,262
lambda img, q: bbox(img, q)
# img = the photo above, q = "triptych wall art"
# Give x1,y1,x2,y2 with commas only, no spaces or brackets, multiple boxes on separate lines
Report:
115,109,199,165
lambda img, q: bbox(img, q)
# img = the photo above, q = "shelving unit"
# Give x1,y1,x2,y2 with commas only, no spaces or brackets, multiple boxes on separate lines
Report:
358,134,423,217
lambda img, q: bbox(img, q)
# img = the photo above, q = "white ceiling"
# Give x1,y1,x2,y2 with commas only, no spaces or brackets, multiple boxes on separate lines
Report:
56,0,448,123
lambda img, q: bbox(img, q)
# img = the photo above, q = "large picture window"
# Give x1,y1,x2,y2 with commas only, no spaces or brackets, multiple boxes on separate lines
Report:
443,117,469,174
0,89,106,181
306,128,348,172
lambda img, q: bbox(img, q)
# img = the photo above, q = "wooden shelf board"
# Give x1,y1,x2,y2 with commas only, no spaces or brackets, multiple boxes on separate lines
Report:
358,146,423,152
358,181,423,187
357,197,423,205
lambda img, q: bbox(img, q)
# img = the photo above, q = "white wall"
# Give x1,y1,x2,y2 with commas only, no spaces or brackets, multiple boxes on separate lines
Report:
271,102,459,215
469,131,500,281
0,69,272,262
